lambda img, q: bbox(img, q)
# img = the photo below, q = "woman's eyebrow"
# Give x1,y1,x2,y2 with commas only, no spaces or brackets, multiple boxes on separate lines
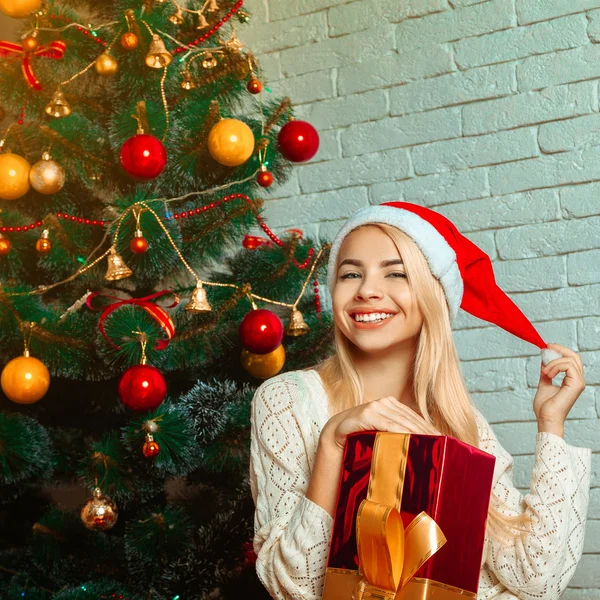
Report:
339,258,404,267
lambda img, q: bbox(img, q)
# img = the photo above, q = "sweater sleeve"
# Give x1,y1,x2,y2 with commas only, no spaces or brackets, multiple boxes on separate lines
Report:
249,374,334,600
475,410,591,600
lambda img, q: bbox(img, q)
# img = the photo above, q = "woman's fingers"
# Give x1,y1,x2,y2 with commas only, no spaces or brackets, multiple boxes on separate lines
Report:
382,397,439,434
546,343,583,375
372,402,438,435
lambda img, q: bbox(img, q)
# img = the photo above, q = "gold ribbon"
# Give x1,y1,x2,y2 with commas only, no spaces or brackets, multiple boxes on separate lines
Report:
323,433,477,600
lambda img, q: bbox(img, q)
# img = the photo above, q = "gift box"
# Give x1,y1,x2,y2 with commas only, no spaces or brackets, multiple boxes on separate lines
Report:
322,432,496,600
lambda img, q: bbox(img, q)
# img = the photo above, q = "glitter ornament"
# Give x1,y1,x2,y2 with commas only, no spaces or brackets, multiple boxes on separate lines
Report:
80,487,118,531
29,152,65,195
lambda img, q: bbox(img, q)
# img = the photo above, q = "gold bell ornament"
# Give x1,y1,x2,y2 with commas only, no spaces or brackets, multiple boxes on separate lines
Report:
45,88,71,118
145,34,172,69
185,281,212,313
286,307,310,336
80,487,118,531
201,53,217,69
207,0,218,12
105,246,133,281
180,70,196,90
168,6,184,25
196,11,209,29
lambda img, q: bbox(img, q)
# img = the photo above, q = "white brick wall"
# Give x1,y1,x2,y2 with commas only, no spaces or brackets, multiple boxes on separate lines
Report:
242,0,600,592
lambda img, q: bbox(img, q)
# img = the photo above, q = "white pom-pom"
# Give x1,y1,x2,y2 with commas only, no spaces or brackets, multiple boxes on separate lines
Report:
541,348,562,366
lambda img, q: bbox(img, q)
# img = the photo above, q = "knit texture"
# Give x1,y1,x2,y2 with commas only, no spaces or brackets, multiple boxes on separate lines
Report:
249,370,591,600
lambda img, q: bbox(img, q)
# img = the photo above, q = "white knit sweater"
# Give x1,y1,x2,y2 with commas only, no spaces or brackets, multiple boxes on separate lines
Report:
249,369,592,600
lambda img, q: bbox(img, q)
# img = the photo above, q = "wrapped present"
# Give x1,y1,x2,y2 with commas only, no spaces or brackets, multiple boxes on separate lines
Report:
323,432,496,600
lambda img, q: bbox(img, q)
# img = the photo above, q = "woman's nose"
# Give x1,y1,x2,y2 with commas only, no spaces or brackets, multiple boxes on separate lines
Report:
355,276,383,300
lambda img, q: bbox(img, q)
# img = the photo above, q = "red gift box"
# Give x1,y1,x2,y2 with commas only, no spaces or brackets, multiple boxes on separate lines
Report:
322,432,496,600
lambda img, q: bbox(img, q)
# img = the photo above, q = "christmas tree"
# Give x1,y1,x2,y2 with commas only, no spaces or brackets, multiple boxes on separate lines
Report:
0,1,332,597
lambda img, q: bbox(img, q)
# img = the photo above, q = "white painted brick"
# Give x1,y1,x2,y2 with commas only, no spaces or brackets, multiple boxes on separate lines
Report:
514,283,600,322
568,250,600,286
472,385,596,423
494,419,599,454
370,167,489,206
584,520,600,553
294,90,388,132
493,254,567,293
455,317,576,360
395,0,515,52
341,108,462,157
279,25,395,77
328,0,448,37
463,81,597,136
579,317,600,351
539,114,600,153
297,148,412,194
587,8,600,42
338,44,454,96
455,14,588,69
267,70,335,105
516,0,600,25
274,220,319,240
270,0,349,21
309,129,341,163
517,44,600,91
489,146,600,195
570,555,600,589
465,230,497,260
241,0,267,23
412,128,539,175
495,217,600,259
563,585,600,600
590,489,600,517
561,182,600,218
319,218,347,241
450,0,492,6
262,171,300,200
247,12,327,54
264,186,369,229
256,52,281,82
462,357,528,392
436,189,560,233
390,63,515,116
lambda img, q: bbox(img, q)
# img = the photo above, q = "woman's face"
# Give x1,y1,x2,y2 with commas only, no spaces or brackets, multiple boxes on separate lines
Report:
332,225,423,357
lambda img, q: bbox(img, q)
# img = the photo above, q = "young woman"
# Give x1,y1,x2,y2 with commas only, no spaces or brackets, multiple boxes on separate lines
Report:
249,202,591,600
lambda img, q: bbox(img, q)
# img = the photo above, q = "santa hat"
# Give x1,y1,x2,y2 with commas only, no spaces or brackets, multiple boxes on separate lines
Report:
327,201,560,365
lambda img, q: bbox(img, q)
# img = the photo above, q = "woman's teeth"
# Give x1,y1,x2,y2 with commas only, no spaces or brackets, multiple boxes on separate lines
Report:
353,313,394,323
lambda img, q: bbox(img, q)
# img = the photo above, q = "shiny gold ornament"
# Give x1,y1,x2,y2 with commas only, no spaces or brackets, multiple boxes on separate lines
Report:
21,33,39,53
145,34,172,69
29,152,65,195
180,70,195,90
0,233,11,256
168,6,184,25
241,344,285,380
80,487,118,531
105,246,133,281
36,229,52,255
1,351,50,404
0,0,42,18
95,52,119,76
224,36,243,54
201,53,217,69
185,281,212,313
286,308,310,337
0,152,31,200
196,12,209,29
208,118,255,167
45,88,71,118
120,31,139,50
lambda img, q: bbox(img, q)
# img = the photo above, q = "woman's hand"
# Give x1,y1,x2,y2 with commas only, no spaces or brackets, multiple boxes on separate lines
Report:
534,343,586,437
320,396,440,452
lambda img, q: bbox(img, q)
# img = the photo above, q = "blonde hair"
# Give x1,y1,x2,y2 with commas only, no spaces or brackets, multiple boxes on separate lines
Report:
314,223,530,544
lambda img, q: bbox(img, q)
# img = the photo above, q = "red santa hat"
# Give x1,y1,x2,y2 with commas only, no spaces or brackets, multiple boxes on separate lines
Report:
327,201,560,365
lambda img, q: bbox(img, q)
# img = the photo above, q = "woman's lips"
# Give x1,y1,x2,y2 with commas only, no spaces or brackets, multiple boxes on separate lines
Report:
349,314,397,330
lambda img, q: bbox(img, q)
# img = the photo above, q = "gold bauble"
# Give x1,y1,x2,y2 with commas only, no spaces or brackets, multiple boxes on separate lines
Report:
80,487,118,531
120,32,139,50
0,153,31,200
1,353,50,404
95,52,118,77
29,153,65,195
241,344,285,380
21,34,39,53
0,0,42,18
208,119,255,167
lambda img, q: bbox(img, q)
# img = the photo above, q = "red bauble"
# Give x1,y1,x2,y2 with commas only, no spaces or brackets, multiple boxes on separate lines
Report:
277,120,320,163
143,436,160,458
118,364,167,411
120,134,167,180
247,78,262,94
130,234,149,254
240,309,284,354
257,169,274,187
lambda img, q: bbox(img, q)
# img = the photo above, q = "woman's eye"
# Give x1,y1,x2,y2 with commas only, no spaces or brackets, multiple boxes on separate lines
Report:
388,272,407,278
339,272,359,279
339,272,406,280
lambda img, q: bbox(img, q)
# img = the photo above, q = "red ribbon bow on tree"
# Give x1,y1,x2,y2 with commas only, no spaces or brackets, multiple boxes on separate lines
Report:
0,39,66,90
86,290,179,351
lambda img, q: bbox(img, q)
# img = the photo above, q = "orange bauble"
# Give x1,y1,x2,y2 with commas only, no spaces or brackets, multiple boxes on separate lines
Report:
120,32,139,50
208,119,255,167
36,230,52,255
21,35,39,53
0,153,31,200
0,235,11,255
1,354,50,404
130,231,149,254
0,0,42,18
241,344,285,380
247,78,262,94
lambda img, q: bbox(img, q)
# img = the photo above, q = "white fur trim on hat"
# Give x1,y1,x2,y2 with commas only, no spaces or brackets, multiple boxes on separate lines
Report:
327,205,464,321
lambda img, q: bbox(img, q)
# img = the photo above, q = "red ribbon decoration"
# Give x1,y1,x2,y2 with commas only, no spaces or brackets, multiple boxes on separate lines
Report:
86,291,179,351
0,39,66,91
